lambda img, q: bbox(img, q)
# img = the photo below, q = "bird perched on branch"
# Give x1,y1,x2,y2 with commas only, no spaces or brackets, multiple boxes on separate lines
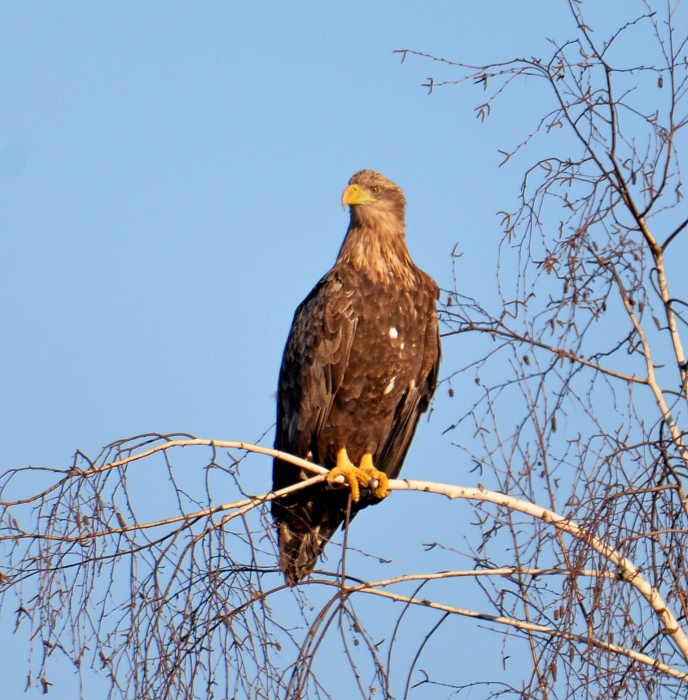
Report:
272,170,440,585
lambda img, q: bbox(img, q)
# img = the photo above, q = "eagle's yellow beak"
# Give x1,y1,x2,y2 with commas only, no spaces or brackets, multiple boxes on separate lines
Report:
342,184,376,209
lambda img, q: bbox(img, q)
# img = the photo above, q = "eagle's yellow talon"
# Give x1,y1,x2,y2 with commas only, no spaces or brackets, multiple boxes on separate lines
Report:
359,453,390,499
372,471,390,499
327,448,370,502
327,449,391,501
326,464,365,502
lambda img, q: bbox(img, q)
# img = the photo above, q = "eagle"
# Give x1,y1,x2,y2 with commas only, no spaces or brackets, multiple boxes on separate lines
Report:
272,169,441,585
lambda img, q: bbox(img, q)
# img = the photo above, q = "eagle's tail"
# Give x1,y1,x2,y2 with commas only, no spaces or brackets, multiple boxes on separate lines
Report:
277,519,337,586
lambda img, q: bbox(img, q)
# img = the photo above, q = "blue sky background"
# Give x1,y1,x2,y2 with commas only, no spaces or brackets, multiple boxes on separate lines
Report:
0,2,656,697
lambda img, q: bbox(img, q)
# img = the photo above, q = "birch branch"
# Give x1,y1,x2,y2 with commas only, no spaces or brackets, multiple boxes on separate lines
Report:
314,580,688,683
12,437,686,665
5,438,687,667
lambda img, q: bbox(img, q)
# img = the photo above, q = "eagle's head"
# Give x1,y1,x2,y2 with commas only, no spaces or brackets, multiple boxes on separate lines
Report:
337,170,413,284
342,170,406,227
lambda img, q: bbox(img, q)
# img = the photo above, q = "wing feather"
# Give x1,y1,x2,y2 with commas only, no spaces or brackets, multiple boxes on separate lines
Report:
377,282,441,480
272,270,357,491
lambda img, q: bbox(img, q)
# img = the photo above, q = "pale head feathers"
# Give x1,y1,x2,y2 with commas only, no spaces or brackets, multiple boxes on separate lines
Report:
337,170,416,286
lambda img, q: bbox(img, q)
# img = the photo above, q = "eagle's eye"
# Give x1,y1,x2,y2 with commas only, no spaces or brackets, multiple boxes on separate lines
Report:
370,185,381,195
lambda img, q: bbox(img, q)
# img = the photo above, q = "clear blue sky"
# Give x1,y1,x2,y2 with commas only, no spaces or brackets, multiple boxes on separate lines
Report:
0,2,643,697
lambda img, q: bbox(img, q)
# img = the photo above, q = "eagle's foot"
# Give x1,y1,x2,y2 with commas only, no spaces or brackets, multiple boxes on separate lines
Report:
327,448,371,502
359,453,390,499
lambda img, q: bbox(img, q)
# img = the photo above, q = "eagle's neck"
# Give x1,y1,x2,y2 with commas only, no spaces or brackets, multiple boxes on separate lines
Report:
337,213,415,287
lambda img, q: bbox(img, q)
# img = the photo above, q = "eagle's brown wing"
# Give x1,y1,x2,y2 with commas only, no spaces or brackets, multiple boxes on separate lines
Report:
377,286,440,480
273,269,357,479
271,269,358,583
